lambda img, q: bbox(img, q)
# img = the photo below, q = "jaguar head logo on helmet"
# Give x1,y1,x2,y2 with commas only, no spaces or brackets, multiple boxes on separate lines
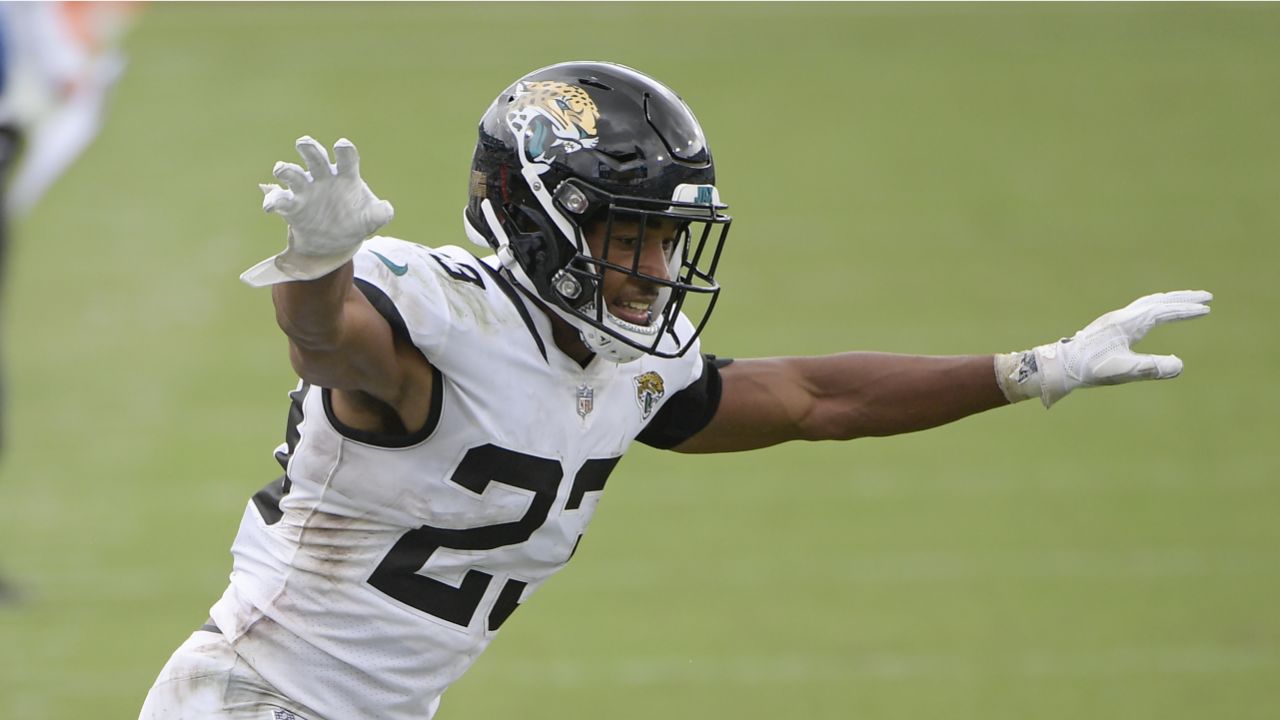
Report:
463,61,732,364
506,80,601,166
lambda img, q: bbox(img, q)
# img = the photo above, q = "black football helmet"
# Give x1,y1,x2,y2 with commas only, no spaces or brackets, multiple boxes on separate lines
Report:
463,61,731,363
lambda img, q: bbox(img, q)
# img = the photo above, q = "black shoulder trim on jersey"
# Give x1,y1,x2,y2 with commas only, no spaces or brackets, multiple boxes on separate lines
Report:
478,262,548,363
635,354,731,450
353,277,411,343
252,474,291,526
320,363,443,448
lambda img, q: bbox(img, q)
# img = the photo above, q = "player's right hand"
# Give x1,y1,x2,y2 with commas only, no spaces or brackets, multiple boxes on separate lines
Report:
261,136,394,255
241,137,395,286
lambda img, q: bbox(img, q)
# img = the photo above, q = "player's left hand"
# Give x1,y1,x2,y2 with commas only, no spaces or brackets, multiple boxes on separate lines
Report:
997,290,1213,407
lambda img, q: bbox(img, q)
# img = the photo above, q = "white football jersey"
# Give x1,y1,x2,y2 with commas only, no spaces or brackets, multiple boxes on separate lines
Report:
209,237,712,720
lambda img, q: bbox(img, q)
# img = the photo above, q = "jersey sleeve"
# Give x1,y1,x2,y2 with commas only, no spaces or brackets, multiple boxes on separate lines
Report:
635,354,733,450
350,237,458,359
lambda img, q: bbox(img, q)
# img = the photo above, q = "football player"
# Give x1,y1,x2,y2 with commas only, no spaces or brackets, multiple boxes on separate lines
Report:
139,61,1211,719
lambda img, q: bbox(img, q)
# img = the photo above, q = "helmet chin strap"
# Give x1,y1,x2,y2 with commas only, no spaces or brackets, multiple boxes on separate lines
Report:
576,313,647,364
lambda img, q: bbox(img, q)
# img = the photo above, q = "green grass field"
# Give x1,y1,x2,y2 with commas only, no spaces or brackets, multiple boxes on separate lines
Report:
1,3,1277,718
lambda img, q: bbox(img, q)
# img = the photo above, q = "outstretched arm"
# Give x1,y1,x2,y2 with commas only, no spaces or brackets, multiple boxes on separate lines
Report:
675,291,1212,454
242,137,433,431
675,353,1006,453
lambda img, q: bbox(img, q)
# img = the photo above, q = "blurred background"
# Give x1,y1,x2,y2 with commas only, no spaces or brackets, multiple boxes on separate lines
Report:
0,3,1276,718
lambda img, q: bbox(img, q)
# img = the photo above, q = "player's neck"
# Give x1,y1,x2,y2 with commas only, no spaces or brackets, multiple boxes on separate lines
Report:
517,284,595,367
547,316,595,368
504,270,597,367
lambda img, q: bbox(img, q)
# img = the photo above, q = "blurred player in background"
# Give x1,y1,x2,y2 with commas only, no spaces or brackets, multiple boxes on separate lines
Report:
0,1,138,601
0,2,136,216
0,0,136,437
139,61,1211,719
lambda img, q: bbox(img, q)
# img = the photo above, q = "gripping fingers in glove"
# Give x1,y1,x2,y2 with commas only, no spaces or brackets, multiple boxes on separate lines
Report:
241,136,395,287
260,136,394,253
1069,290,1213,385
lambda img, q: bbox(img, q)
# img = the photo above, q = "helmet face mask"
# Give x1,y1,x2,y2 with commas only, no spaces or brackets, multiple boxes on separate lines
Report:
564,184,728,352
463,61,731,363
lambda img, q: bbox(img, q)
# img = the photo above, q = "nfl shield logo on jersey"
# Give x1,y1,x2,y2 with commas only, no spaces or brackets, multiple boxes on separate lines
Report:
632,371,665,420
576,383,594,418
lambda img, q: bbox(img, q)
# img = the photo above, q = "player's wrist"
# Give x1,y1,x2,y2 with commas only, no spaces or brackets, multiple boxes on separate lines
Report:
243,228,366,286
993,351,1039,405
994,345,1073,408
286,225,367,259
280,227,366,278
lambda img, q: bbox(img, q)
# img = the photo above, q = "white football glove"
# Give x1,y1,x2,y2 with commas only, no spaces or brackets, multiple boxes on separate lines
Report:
240,136,394,287
995,290,1212,407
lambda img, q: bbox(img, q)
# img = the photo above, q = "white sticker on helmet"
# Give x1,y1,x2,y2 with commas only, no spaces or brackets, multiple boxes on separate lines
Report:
669,184,722,214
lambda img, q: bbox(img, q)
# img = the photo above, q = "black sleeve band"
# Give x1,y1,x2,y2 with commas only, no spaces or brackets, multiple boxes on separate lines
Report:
635,355,733,450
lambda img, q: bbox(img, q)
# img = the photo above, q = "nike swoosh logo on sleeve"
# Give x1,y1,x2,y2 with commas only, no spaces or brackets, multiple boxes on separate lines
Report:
370,250,409,276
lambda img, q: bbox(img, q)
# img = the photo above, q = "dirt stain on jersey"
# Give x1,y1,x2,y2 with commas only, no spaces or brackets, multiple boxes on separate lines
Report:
293,510,390,587
427,252,500,331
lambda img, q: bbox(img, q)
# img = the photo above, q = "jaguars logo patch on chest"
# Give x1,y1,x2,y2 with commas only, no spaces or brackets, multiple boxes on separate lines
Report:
633,371,665,420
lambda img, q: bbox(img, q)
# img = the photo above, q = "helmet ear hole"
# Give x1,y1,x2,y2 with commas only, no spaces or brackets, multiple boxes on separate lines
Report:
505,204,596,307
507,204,561,269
